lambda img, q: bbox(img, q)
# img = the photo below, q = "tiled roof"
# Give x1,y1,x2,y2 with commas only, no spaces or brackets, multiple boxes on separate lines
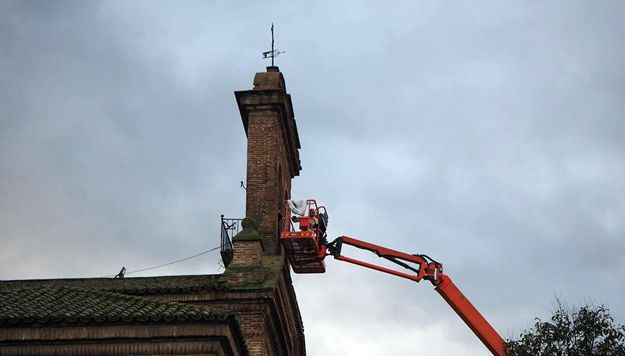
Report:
0,274,226,295
0,285,230,326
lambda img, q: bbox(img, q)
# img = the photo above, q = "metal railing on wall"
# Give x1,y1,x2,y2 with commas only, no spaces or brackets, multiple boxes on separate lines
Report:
220,215,242,268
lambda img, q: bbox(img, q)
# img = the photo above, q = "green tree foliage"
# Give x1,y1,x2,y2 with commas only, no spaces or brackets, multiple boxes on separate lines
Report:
506,301,625,356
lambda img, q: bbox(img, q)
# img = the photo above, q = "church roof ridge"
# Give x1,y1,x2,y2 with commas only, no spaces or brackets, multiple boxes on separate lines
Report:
0,273,227,295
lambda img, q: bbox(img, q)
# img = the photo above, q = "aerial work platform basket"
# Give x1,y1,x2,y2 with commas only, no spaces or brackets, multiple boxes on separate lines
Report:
280,199,328,273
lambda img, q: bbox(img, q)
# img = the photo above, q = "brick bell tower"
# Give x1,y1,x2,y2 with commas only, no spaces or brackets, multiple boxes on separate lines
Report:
218,67,305,356
234,66,301,255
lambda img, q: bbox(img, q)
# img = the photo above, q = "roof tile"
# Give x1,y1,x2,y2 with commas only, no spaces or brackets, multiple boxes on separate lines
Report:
0,274,226,295
0,286,228,326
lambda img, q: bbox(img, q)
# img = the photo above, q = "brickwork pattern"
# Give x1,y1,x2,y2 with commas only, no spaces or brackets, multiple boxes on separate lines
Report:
246,111,277,254
245,111,293,254
232,68,305,355
230,240,263,267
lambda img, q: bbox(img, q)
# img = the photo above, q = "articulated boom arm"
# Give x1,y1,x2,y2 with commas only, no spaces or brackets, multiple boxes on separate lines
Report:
327,236,441,284
327,236,506,356
280,199,506,355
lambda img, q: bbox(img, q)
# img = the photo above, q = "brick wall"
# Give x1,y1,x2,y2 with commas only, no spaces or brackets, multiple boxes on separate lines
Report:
236,67,301,256
245,110,283,254
230,240,263,267
229,67,305,356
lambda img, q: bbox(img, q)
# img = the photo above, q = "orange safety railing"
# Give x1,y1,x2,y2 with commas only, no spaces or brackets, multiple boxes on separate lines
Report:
280,199,328,273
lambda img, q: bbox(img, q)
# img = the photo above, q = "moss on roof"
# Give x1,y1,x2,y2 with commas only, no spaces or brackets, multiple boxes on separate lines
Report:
0,274,227,295
0,285,230,326
0,261,285,330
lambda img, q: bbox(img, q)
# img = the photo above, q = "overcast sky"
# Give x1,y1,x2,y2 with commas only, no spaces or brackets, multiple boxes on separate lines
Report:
1,1,624,355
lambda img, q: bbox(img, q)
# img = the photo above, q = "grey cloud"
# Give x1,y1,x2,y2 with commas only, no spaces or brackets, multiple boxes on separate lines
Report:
1,1,624,355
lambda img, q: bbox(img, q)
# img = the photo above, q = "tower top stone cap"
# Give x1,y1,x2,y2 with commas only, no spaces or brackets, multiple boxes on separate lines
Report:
253,66,286,91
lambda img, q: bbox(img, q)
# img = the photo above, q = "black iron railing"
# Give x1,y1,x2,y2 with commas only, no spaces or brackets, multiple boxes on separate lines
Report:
220,215,242,268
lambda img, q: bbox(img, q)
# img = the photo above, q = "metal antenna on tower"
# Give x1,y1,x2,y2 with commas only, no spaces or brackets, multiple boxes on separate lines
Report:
262,23,285,65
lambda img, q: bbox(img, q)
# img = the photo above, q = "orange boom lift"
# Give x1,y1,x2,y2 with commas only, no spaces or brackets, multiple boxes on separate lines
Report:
280,199,507,356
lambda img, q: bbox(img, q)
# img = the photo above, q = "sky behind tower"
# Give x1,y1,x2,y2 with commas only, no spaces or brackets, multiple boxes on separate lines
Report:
1,1,624,355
